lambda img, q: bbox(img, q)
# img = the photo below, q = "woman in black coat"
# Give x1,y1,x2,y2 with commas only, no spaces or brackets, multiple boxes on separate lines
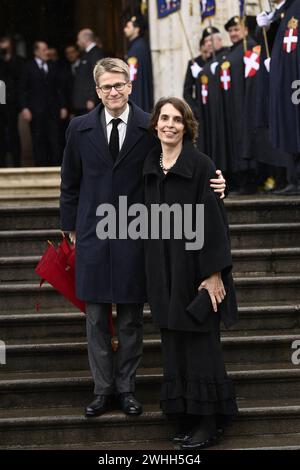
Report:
143,97,238,449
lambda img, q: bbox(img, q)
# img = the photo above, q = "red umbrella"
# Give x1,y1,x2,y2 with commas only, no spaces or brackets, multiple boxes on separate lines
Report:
35,234,117,350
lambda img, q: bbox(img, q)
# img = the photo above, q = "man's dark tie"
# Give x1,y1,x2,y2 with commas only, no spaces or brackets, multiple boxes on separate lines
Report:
109,118,122,163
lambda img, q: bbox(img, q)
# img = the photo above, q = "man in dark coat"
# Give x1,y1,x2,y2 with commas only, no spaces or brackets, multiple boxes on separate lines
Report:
20,41,68,166
73,29,105,116
63,44,81,115
0,35,24,167
124,15,154,113
60,57,226,419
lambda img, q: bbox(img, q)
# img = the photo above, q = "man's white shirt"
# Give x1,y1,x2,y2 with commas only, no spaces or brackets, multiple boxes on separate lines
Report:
85,42,97,53
105,104,130,150
35,57,48,73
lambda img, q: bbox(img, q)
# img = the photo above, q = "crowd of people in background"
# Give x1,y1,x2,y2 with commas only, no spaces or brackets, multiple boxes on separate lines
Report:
184,0,300,195
0,1,300,196
0,15,153,168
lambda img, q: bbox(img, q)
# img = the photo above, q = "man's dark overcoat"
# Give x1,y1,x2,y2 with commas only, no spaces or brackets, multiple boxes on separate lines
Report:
60,101,156,303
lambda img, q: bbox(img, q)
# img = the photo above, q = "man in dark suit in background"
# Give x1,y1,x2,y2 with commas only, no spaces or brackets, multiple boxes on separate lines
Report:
20,41,67,166
64,44,80,115
0,35,24,167
73,29,105,116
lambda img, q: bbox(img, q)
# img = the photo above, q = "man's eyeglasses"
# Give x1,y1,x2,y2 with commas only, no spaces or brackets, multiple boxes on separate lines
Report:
98,82,129,94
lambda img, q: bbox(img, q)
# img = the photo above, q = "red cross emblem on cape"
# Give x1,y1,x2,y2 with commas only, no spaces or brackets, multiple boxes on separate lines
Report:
128,56,138,81
220,61,231,91
200,75,208,104
244,46,261,78
282,17,298,53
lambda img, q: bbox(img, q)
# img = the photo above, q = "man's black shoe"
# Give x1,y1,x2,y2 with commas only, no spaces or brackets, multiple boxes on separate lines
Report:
119,392,143,415
173,431,192,444
85,394,115,417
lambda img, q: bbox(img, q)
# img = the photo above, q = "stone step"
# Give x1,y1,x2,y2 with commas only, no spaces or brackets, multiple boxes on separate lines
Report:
0,230,62,257
1,196,300,230
0,167,60,196
225,196,300,224
1,224,300,259
1,333,299,373
0,194,59,205
0,206,59,231
1,276,299,312
1,305,300,343
232,248,300,276
2,248,300,282
0,400,299,448
229,223,300,249
9,433,300,450
1,366,300,410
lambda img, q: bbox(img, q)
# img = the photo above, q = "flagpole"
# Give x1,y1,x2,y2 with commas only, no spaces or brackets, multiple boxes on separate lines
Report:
177,9,195,63
258,0,270,58
241,1,248,53
208,19,216,60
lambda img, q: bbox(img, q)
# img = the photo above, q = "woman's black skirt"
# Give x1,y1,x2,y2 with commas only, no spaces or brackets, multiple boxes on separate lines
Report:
160,313,238,419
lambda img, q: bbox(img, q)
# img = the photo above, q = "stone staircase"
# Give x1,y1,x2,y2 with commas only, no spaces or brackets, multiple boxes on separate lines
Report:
0,170,300,450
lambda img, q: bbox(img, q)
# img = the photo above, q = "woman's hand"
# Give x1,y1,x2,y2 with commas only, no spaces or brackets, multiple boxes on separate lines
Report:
198,272,226,312
210,170,226,199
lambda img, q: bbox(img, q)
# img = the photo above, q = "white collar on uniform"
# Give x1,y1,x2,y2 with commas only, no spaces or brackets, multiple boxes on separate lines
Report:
105,104,130,126
85,42,97,53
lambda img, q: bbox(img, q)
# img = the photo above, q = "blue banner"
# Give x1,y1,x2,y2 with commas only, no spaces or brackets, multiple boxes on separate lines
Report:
200,0,216,22
157,0,181,19
239,0,245,17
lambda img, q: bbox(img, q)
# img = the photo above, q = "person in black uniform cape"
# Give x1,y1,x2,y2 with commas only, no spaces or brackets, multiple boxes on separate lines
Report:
183,36,209,120
124,15,154,113
246,1,294,192
219,16,257,194
268,0,300,194
195,27,230,169
143,97,238,450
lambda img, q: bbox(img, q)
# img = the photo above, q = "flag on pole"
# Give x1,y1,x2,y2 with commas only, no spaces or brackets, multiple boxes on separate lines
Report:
157,0,181,19
200,0,216,22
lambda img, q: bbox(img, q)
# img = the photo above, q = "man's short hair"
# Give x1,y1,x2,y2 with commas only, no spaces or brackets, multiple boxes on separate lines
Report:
94,57,130,86
125,15,146,35
80,29,95,43
33,40,47,52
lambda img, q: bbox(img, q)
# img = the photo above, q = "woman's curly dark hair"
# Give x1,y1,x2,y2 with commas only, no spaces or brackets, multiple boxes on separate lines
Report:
149,96,198,144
